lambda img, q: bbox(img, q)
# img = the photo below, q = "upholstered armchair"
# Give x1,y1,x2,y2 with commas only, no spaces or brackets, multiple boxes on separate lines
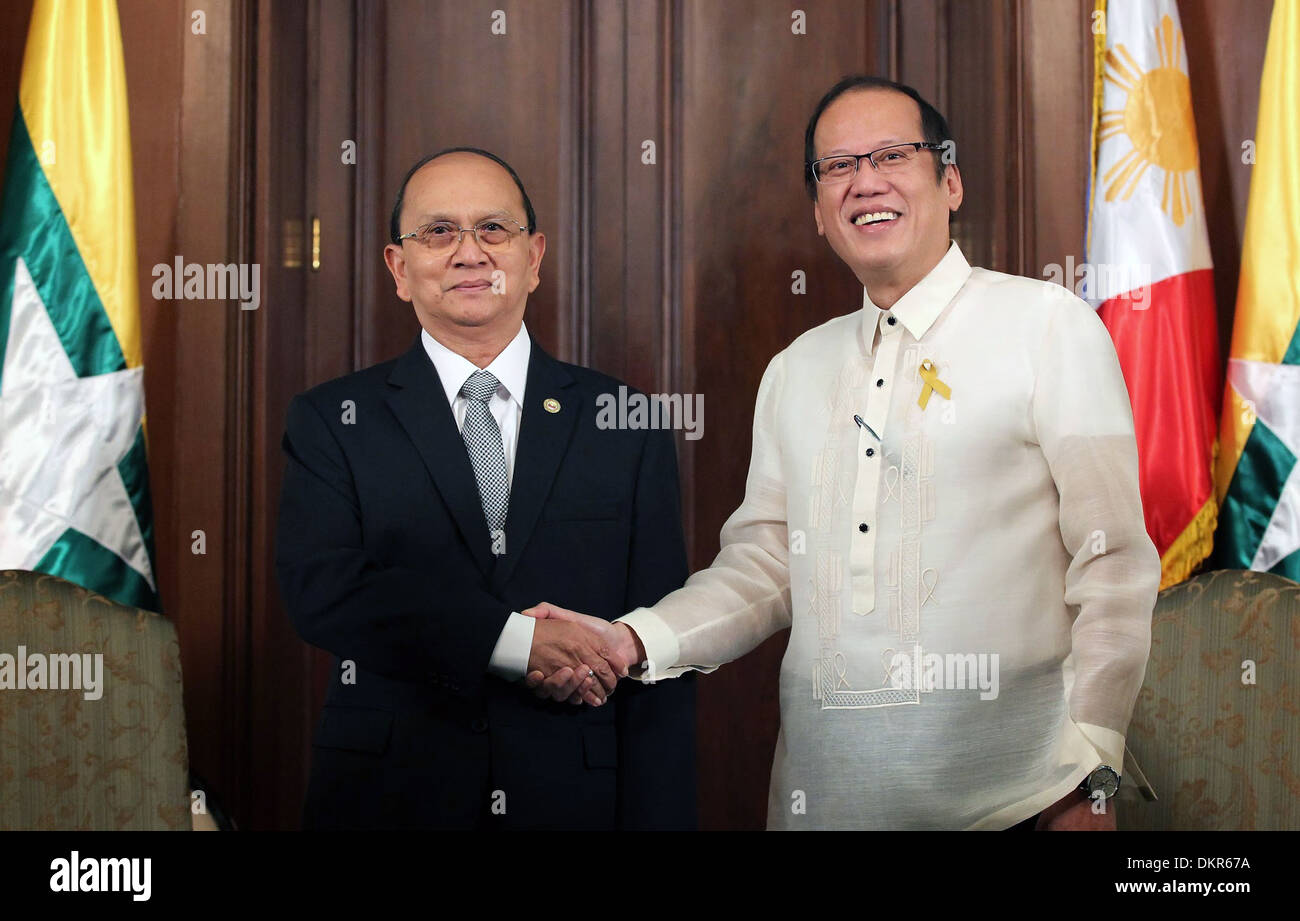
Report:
1119,569,1300,830
0,570,191,830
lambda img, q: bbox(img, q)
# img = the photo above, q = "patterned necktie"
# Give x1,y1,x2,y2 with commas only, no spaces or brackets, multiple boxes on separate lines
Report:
459,370,509,535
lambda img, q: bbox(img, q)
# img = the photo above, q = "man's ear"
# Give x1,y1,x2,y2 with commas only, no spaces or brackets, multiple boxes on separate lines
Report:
813,200,826,237
383,243,412,302
944,164,964,214
526,231,547,294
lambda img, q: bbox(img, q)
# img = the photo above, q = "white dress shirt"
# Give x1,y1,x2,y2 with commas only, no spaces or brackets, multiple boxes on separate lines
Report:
421,323,536,680
618,242,1160,829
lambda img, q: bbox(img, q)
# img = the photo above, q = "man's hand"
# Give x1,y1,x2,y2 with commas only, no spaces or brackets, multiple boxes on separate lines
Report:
1036,788,1116,830
522,603,641,705
524,614,630,707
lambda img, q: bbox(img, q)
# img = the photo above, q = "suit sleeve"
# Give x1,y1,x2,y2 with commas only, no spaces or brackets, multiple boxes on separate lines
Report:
275,393,513,699
623,424,691,614
615,421,696,830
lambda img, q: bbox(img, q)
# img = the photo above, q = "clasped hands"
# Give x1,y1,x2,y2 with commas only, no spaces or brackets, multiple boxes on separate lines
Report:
521,603,645,707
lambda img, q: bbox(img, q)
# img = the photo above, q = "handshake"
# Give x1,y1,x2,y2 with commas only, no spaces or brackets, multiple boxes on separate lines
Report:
520,603,647,707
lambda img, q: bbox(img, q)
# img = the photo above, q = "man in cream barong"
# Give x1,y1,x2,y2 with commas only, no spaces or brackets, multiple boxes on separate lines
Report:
525,76,1160,831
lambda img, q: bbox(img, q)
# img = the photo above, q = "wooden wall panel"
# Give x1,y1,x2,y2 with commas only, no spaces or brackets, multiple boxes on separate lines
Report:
1180,0,1274,358
1022,0,1093,279
362,0,581,368
893,0,944,129
586,0,674,393
678,0,889,830
940,0,1024,272
247,0,315,832
0,2,35,192
171,0,253,825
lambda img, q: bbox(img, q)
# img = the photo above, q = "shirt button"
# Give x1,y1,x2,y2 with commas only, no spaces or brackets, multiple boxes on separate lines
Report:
865,448,874,457
876,378,885,387
887,316,897,326
859,523,869,533
471,718,488,733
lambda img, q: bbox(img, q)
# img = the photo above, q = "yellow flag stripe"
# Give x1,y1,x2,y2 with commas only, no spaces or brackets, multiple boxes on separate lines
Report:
1217,0,1300,484
18,0,140,369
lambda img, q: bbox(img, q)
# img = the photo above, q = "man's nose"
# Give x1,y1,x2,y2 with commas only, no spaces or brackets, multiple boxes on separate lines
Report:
451,229,490,265
847,159,892,198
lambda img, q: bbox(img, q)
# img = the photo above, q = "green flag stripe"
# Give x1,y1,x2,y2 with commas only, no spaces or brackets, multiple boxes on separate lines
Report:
1216,417,1297,570
1281,319,1300,366
33,526,158,611
117,423,159,603
1270,545,1300,580
0,107,126,388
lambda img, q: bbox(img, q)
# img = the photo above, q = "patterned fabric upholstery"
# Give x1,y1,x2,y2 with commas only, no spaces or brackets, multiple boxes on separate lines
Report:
0,570,190,830
1120,569,1300,830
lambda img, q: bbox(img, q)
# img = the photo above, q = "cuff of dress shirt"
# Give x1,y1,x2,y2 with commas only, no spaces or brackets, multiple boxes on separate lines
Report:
616,607,719,681
487,611,536,682
1075,721,1125,774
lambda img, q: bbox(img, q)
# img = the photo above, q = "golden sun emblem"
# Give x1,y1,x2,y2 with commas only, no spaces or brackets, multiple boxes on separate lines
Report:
1098,14,1199,226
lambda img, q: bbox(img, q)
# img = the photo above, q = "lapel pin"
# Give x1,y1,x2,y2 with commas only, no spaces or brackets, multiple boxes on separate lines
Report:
917,359,951,410
543,398,561,414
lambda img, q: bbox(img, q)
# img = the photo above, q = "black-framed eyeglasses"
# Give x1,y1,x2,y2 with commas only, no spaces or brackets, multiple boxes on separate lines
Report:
397,216,529,251
808,142,946,184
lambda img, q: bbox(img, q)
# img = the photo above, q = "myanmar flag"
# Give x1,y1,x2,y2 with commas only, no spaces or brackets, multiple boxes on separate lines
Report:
1086,0,1221,590
1214,0,1300,580
0,0,158,610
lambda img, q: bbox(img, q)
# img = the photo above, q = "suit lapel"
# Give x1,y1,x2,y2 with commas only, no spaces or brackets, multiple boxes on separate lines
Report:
384,338,494,577
492,340,578,589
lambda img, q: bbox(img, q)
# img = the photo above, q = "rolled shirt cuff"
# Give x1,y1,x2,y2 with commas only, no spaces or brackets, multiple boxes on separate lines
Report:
1074,721,1126,774
487,611,536,681
616,607,719,682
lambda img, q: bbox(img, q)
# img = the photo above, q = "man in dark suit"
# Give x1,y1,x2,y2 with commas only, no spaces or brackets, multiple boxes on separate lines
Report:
275,147,695,830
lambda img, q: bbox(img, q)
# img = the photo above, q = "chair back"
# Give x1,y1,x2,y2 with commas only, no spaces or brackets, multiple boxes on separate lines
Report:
0,570,191,830
1120,569,1300,830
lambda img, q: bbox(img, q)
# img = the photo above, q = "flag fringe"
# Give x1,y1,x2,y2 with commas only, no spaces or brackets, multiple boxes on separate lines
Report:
1159,497,1218,590
1086,0,1108,257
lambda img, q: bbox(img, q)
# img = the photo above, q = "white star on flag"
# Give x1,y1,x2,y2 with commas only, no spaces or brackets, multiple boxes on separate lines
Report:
0,255,155,592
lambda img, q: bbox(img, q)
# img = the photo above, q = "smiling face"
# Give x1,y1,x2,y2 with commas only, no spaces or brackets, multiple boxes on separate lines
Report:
811,88,962,297
383,152,545,344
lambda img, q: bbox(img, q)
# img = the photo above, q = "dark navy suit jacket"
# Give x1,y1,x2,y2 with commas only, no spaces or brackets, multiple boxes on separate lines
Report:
275,335,696,829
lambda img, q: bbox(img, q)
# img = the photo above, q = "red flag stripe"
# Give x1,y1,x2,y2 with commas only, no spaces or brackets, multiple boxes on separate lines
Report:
1097,268,1221,558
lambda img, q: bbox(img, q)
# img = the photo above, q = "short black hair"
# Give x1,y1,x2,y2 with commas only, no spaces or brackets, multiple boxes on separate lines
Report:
389,146,537,244
803,75,954,199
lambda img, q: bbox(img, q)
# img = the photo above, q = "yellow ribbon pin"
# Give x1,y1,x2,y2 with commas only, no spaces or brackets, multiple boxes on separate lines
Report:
917,359,951,410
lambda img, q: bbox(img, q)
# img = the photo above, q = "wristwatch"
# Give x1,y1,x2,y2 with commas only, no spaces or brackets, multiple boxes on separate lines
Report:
1079,764,1121,800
